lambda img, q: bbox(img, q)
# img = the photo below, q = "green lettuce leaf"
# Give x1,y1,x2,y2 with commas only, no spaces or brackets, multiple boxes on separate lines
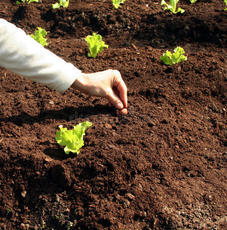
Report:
30,27,48,47
85,33,108,58
160,46,187,65
55,121,92,154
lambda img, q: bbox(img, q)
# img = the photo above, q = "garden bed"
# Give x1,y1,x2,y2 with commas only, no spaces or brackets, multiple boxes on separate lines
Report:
0,0,226,229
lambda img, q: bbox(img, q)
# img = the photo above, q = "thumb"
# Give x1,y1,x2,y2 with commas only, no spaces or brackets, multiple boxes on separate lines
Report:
106,89,124,110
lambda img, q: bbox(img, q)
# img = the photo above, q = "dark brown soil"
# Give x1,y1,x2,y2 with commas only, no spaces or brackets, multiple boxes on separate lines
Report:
0,0,226,229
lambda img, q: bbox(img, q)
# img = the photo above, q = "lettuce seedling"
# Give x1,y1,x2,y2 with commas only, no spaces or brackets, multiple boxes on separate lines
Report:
189,0,197,3
16,0,39,4
160,46,187,65
225,0,227,10
52,0,69,9
161,0,185,14
30,27,48,47
85,33,109,58
112,0,126,9
55,121,92,154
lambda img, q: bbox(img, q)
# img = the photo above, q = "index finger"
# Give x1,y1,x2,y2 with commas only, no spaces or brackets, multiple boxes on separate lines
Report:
113,70,128,108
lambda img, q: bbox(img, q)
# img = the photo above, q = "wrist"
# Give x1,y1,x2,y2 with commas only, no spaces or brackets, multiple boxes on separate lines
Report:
72,73,89,92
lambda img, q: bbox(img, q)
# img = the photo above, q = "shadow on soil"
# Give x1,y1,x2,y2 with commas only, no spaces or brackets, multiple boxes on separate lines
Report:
0,105,115,125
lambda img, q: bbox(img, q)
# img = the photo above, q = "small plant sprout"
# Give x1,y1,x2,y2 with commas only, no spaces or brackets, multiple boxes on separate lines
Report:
55,121,92,154
52,0,69,9
189,0,198,3
161,0,185,14
160,46,187,65
85,33,109,58
112,0,126,9
16,0,39,4
225,0,227,10
30,27,48,47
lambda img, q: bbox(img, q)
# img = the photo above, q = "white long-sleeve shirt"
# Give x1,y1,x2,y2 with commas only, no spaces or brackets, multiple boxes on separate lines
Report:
0,19,81,93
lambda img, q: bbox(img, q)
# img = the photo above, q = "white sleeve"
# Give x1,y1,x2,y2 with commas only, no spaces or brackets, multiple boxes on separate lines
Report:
0,19,81,93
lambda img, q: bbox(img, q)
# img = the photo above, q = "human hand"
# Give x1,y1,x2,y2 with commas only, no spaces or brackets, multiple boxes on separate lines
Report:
72,69,128,115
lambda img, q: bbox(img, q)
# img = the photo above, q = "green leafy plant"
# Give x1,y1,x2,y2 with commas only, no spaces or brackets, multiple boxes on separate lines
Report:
160,46,187,65
52,0,69,9
112,0,126,9
55,121,92,154
161,0,185,14
189,0,197,3
225,0,227,10
16,0,39,4
30,27,48,47
85,33,109,58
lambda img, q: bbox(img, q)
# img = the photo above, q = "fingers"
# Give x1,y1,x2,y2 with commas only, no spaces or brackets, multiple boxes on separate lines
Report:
112,70,128,108
105,70,128,115
117,108,128,115
105,70,128,112
108,101,128,115
106,89,124,110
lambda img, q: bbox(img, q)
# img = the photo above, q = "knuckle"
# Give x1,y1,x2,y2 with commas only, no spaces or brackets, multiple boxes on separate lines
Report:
113,69,121,77
112,70,122,82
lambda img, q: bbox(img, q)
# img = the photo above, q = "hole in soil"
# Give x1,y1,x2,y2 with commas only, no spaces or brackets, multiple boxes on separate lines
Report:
98,218,111,227
134,213,145,221
152,163,160,171
105,162,114,171
44,147,73,160
12,6,26,22
119,189,127,196
81,165,97,179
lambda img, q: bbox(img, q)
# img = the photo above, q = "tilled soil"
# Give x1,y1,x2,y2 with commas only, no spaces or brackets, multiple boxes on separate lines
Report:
0,0,226,229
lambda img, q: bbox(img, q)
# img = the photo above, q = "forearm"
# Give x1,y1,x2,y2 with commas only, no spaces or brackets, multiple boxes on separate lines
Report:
0,19,81,93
